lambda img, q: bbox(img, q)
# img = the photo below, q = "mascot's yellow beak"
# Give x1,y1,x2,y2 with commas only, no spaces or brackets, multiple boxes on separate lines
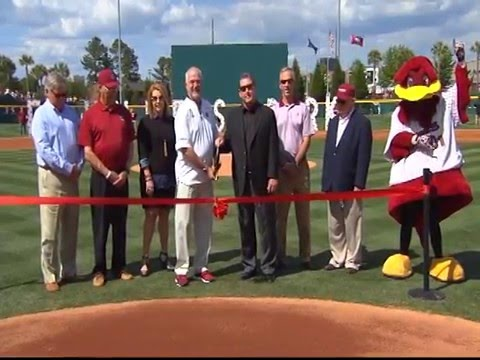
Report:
394,80,441,102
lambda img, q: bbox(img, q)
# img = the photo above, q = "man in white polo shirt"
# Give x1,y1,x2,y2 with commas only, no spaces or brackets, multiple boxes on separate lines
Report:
173,66,217,287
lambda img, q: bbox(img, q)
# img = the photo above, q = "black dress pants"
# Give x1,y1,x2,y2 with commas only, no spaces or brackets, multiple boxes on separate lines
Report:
237,176,278,275
90,170,129,275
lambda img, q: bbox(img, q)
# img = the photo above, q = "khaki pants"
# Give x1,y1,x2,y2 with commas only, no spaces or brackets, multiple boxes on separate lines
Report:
174,181,213,276
38,167,79,283
276,160,311,262
327,199,363,270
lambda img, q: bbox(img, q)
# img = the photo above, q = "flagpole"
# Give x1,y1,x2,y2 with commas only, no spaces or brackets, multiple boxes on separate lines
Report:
327,32,330,99
337,0,341,62
117,0,123,104
211,18,215,44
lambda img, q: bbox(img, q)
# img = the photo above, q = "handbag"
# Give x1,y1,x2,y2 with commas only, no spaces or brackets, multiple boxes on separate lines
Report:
152,174,176,190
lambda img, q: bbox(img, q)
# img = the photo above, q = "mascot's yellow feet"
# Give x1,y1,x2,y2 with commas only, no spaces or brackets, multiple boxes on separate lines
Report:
429,257,465,283
382,254,412,279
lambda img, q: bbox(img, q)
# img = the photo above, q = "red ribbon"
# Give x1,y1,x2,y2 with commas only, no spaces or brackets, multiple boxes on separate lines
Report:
0,185,426,220
213,198,229,219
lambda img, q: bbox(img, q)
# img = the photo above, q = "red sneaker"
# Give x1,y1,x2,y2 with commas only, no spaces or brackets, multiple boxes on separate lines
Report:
175,274,189,287
197,270,215,283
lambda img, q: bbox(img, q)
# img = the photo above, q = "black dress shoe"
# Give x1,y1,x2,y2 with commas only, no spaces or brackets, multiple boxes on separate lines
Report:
240,270,257,280
346,268,358,274
324,264,339,271
254,274,276,283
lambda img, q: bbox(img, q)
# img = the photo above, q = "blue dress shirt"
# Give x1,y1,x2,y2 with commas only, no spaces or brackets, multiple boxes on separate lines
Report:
31,99,84,177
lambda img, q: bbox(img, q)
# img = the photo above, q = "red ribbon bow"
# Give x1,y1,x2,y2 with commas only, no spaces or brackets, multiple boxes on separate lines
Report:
213,198,228,220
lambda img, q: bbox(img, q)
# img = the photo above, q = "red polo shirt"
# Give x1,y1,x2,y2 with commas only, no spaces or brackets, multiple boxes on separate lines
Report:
78,102,136,172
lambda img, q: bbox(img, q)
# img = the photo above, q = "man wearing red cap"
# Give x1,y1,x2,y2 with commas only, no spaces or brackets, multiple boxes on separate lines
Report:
78,68,136,287
321,83,373,274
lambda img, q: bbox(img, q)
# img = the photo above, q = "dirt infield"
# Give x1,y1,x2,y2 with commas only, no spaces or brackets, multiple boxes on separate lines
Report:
0,297,479,357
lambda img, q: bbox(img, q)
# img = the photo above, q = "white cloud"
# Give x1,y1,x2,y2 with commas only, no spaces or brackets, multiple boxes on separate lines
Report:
161,1,197,25
2,0,479,79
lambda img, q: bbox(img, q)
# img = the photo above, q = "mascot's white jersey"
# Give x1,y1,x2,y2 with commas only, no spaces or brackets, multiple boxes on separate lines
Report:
383,85,464,186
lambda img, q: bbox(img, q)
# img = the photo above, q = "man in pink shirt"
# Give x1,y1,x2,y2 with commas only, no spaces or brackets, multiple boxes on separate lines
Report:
271,67,317,270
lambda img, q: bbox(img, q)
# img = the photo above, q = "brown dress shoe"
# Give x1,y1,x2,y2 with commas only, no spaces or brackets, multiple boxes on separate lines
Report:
45,282,59,292
93,273,105,287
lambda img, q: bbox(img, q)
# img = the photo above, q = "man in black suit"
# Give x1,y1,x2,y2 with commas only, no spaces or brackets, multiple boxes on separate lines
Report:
321,83,372,274
216,73,280,282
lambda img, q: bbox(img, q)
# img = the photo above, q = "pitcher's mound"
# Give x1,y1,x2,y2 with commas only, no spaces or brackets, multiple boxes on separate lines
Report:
0,297,479,357
130,155,317,177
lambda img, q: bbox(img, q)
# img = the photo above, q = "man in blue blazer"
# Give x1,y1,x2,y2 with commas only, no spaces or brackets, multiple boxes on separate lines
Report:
321,83,373,274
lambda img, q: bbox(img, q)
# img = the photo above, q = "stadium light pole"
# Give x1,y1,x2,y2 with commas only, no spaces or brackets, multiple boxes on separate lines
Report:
117,0,123,104
337,0,341,62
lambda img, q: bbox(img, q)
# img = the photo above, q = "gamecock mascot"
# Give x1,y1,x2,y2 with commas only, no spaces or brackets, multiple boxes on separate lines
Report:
382,42,473,283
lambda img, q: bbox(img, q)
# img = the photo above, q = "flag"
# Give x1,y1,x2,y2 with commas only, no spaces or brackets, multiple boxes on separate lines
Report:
307,38,318,55
328,31,335,56
350,34,364,47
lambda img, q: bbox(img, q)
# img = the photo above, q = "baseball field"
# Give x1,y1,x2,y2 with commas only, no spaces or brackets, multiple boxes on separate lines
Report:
0,114,479,356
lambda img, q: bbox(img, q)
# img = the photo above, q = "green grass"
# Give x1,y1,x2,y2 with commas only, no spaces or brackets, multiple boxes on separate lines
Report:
0,139,479,321
0,124,25,138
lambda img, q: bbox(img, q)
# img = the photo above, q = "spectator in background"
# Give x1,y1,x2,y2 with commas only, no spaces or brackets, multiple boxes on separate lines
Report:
78,68,136,287
474,96,480,126
137,82,176,276
31,71,84,292
17,107,27,135
130,108,137,121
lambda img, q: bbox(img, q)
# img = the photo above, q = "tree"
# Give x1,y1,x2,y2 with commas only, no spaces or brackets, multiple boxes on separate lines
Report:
309,61,327,101
109,39,141,86
291,58,306,101
50,61,70,79
152,56,172,84
68,75,87,100
0,55,17,90
349,59,369,99
19,54,34,94
378,45,415,88
470,41,480,91
431,41,454,88
30,64,48,96
367,49,382,94
81,36,112,83
330,60,345,96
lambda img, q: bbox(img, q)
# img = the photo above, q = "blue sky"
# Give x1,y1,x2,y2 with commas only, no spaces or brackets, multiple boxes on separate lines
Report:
1,0,479,79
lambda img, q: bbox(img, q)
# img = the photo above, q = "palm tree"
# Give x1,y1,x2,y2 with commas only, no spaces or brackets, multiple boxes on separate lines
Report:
367,49,382,95
0,55,17,89
431,41,455,88
19,54,34,94
51,62,70,79
470,41,480,91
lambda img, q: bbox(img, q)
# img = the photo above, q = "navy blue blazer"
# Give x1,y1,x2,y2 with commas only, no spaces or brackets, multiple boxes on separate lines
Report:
321,108,373,192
